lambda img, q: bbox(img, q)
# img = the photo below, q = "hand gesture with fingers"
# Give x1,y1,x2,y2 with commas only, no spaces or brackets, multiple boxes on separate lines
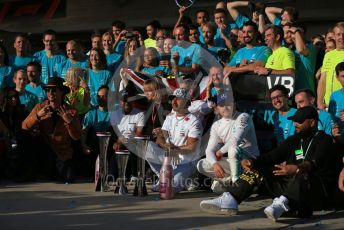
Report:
57,105,73,124
37,104,53,120
273,162,298,176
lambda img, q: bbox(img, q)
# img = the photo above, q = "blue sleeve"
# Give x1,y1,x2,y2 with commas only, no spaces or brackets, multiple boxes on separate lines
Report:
191,46,202,65
328,94,337,116
273,18,282,26
82,110,94,129
323,114,334,135
235,13,249,29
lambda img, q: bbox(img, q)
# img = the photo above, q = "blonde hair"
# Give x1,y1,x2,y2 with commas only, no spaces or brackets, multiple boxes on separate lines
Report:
143,78,169,103
65,67,88,89
102,32,113,42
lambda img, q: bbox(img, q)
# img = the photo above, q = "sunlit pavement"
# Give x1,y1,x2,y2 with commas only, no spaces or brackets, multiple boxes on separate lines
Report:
0,181,343,230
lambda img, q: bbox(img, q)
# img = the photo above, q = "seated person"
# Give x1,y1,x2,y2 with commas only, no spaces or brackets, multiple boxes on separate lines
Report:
197,92,259,193
145,88,203,193
200,107,341,221
110,89,144,179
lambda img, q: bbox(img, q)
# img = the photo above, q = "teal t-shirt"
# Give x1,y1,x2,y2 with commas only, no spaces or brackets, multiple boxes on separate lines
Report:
273,108,297,143
274,18,282,26
228,46,272,66
87,69,112,106
294,43,317,92
9,55,36,74
82,107,110,133
141,66,171,76
106,52,122,74
234,13,250,29
33,50,66,84
25,83,47,103
214,22,238,48
18,90,38,112
115,40,126,55
0,66,14,89
171,43,202,67
55,58,88,79
329,89,344,135
318,110,334,135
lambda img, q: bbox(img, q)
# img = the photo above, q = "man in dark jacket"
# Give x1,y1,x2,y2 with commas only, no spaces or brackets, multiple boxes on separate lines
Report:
200,106,341,221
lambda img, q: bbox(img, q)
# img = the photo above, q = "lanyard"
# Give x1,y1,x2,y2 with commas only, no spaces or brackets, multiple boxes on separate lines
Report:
301,131,319,162
151,103,160,129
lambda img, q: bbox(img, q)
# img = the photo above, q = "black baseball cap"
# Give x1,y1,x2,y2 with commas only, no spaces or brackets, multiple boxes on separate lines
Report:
288,106,318,123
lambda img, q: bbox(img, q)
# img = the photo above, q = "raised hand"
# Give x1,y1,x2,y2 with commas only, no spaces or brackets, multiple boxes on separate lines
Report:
57,105,73,124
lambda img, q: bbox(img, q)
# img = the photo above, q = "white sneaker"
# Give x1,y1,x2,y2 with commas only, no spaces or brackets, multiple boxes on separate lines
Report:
264,196,290,222
200,192,238,215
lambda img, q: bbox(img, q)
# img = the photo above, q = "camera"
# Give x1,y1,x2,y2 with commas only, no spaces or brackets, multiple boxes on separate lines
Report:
125,32,134,38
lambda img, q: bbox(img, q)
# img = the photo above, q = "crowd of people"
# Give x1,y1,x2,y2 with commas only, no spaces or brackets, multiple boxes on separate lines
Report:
0,0,343,221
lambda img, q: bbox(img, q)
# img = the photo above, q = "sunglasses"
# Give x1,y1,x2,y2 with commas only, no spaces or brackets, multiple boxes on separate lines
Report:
45,87,57,93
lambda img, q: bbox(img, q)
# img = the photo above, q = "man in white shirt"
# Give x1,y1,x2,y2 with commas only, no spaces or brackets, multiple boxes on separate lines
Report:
110,89,144,178
145,88,203,193
197,92,259,193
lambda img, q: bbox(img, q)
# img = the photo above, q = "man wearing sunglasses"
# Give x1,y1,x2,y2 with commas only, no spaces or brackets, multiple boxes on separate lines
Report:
22,77,81,183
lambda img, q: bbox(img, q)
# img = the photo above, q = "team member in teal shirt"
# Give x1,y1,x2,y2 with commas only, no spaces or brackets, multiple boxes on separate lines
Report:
25,61,47,103
140,47,171,77
213,8,238,48
269,85,296,143
171,25,202,77
283,23,317,92
13,69,38,113
329,62,344,136
102,32,123,75
294,89,334,136
55,40,88,79
87,48,112,106
81,85,110,155
225,21,271,75
9,35,36,75
33,29,66,84
0,44,14,89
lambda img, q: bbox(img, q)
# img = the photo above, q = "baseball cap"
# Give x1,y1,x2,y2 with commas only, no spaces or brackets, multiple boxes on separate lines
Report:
216,92,233,106
287,106,318,123
119,89,135,102
169,88,190,100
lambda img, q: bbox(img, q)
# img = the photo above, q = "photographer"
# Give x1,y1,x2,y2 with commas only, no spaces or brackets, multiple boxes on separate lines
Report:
22,77,82,183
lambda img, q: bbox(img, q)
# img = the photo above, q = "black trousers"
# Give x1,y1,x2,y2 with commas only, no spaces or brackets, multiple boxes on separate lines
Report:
228,168,332,213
